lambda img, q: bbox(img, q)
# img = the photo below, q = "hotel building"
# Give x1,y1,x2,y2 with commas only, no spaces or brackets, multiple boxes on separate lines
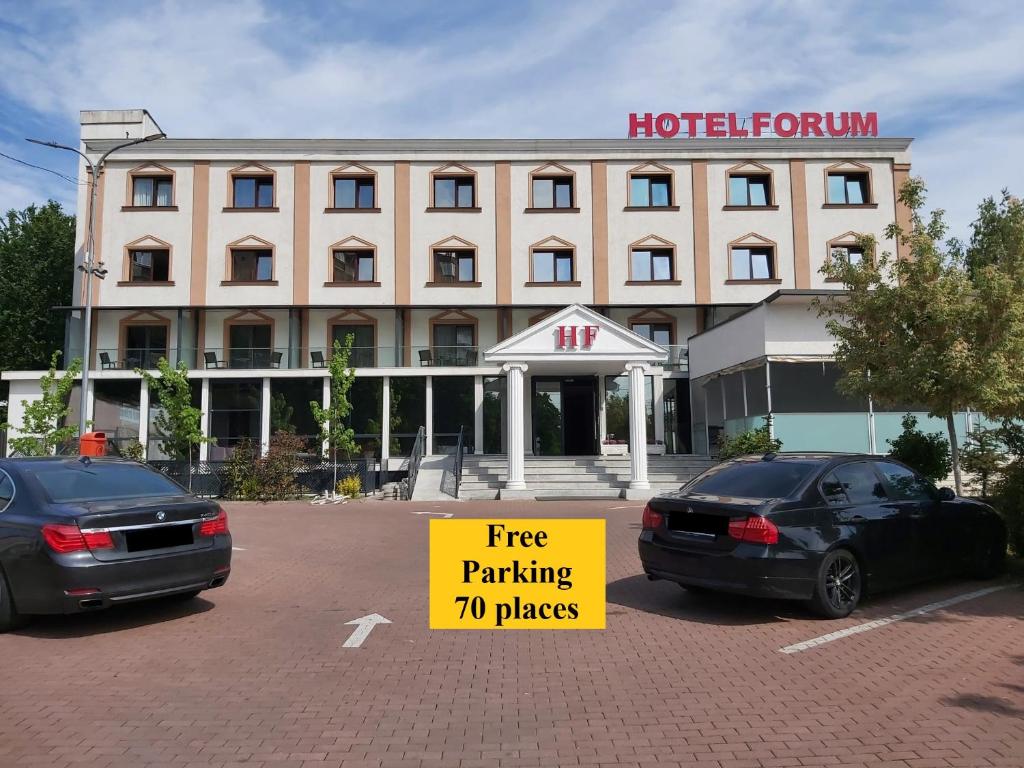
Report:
3,109,930,498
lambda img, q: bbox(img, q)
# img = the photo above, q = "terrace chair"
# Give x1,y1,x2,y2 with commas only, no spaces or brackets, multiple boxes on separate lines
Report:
204,351,227,369
418,349,433,367
99,352,118,370
311,350,326,368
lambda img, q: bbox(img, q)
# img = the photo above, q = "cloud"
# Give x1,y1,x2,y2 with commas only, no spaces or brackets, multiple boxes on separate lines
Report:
0,0,1020,238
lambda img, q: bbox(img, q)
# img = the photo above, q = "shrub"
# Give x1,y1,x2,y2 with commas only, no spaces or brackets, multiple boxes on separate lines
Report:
886,414,951,483
224,433,305,501
993,461,1024,557
118,439,145,462
336,474,362,498
960,426,1005,498
717,417,782,460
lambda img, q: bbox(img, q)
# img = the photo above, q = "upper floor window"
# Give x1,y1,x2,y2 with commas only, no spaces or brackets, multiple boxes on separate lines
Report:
434,176,475,208
831,244,865,266
132,176,173,207
433,323,475,349
433,249,476,283
631,322,672,346
728,174,772,206
332,249,375,283
129,249,170,282
124,324,168,369
532,249,575,283
826,171,870,205
333,176,375,209
532,176,574,209
629,175,672,207
730,245,775,280
630,248,674,282
231,248,273,282
232,176,274,208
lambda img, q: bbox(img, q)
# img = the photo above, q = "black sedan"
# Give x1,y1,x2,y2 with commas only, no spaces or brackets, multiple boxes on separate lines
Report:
0,457,231,631
638,453,1007,618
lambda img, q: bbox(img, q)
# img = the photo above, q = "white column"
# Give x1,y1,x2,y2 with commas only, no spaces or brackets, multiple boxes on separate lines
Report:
503,362,528,490
321,376,330,457
598,375,607,448
473,375,484,455
381,376,391,466
138,377,150,459
199,377,210,461
425,375,434,455
84,379,95,431
626,363,649,490
260,377,271,456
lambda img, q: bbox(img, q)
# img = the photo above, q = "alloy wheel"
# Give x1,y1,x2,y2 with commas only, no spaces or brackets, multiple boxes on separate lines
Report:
824,553,860,612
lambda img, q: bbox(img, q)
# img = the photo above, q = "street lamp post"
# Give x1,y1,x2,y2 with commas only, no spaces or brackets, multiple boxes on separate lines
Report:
27,132,165,441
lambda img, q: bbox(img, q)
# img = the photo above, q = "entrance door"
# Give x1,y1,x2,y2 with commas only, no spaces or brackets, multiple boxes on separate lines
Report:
532,377,597,455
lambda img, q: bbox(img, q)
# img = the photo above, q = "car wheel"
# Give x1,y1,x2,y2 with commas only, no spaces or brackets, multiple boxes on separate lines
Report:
0,569,25,633
808,549,861,619
971,528,1007,580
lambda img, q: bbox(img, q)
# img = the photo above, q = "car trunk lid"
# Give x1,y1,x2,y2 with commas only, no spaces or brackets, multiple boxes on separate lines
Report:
648,492,767,552
70,497,219,561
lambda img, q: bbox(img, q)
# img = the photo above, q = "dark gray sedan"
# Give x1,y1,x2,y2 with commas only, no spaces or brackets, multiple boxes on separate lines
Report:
0,457,231,631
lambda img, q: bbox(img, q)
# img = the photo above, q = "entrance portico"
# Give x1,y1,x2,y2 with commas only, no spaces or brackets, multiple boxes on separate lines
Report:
484,305,668,499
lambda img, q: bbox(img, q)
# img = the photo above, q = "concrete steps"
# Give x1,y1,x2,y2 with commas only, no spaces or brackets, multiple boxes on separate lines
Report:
457,454,715,500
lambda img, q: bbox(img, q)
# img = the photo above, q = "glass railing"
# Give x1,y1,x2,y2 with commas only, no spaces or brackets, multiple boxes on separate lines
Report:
663,345,689,371
91,344,488,371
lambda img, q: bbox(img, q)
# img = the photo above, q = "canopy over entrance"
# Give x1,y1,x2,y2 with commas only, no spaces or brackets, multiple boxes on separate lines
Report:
484,304,668,373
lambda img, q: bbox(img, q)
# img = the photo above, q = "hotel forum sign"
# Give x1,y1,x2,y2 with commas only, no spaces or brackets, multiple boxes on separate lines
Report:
628,111,878,139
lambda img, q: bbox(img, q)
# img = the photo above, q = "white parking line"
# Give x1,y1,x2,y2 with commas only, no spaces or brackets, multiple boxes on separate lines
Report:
610,505,643,510
232,547,246,551
778,584,1014,654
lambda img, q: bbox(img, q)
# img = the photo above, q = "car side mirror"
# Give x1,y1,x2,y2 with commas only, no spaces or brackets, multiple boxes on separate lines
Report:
937,487,956,501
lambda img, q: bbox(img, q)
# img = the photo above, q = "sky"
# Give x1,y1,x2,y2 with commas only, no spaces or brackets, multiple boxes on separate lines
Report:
0,0,1022,240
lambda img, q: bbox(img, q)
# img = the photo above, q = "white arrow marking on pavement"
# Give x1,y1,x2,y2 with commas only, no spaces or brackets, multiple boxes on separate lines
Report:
342,613,392,648
411,510,454,518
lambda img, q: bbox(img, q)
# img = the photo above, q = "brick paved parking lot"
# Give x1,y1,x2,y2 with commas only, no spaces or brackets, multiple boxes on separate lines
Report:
1,499,1022,768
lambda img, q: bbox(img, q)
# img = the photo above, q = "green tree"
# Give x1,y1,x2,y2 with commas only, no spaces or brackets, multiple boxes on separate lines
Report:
0,202,75,374
818,179,1024,494
310,335,357,495
886,414,952,483
270,391,295,434
960,425,1004,498
3,352,81,455
138,359,210,486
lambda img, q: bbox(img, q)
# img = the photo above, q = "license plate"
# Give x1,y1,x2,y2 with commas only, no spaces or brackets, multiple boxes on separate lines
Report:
124,525,194,552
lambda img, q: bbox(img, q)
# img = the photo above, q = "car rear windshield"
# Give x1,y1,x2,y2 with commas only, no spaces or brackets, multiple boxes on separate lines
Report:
686,460,820,499
22,462,184,503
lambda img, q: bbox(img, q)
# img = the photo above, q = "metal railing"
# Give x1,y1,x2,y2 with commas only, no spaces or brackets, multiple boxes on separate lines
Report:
402,426,426,500
453,425,465,499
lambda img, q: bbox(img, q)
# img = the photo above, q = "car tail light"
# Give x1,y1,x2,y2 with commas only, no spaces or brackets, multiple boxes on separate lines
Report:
42,524,114,553
728,515,779,545
198,509,229,537
641,503,664,530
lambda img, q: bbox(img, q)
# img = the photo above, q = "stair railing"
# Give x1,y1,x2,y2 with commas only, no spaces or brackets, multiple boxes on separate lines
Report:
453,425,465,499
403,426,426,500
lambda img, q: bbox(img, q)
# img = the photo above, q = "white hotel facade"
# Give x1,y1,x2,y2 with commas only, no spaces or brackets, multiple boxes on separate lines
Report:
4,109,924,497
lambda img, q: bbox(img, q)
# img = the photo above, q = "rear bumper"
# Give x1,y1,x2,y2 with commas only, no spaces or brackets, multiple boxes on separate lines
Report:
14,536,232,615
638,530,817,600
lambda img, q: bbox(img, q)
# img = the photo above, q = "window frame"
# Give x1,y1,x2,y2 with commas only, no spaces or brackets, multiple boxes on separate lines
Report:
227,164,278,210
823,162,875,207
726,171,774,208
118,311,171,369
127,248,171,283
331,248,377,284
629,246,676,283
825,232,873,281
229,247,275,283
120,236,174,285
130,175,175,208
431,248,477,284
124,163,177,211
529,247,576,285
429,164,479,211
330,172,377,211
727,234,780,283
628,173,674,208
329,320,377,367
528,174,576,211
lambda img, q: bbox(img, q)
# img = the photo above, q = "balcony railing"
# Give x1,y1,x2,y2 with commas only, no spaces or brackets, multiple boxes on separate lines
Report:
93,344,486,371
664,345,689,371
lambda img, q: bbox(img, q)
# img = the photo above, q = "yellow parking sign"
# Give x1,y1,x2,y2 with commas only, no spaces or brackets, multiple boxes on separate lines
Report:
429,519,606,629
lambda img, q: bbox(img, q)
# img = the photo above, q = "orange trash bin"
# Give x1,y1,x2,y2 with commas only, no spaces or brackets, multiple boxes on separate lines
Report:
79,432,107,457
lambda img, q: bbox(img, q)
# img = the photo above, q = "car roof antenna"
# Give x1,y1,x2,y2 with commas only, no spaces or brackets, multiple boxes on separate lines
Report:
762,452,776,462
79,455,92,466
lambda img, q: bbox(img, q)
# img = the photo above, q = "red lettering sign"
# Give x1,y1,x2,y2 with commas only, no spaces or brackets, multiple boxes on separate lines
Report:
556,325,598,349
627,111,878,138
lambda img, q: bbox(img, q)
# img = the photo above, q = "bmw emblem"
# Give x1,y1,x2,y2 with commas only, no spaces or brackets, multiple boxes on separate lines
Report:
156,511,166,521
686,507,694,515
